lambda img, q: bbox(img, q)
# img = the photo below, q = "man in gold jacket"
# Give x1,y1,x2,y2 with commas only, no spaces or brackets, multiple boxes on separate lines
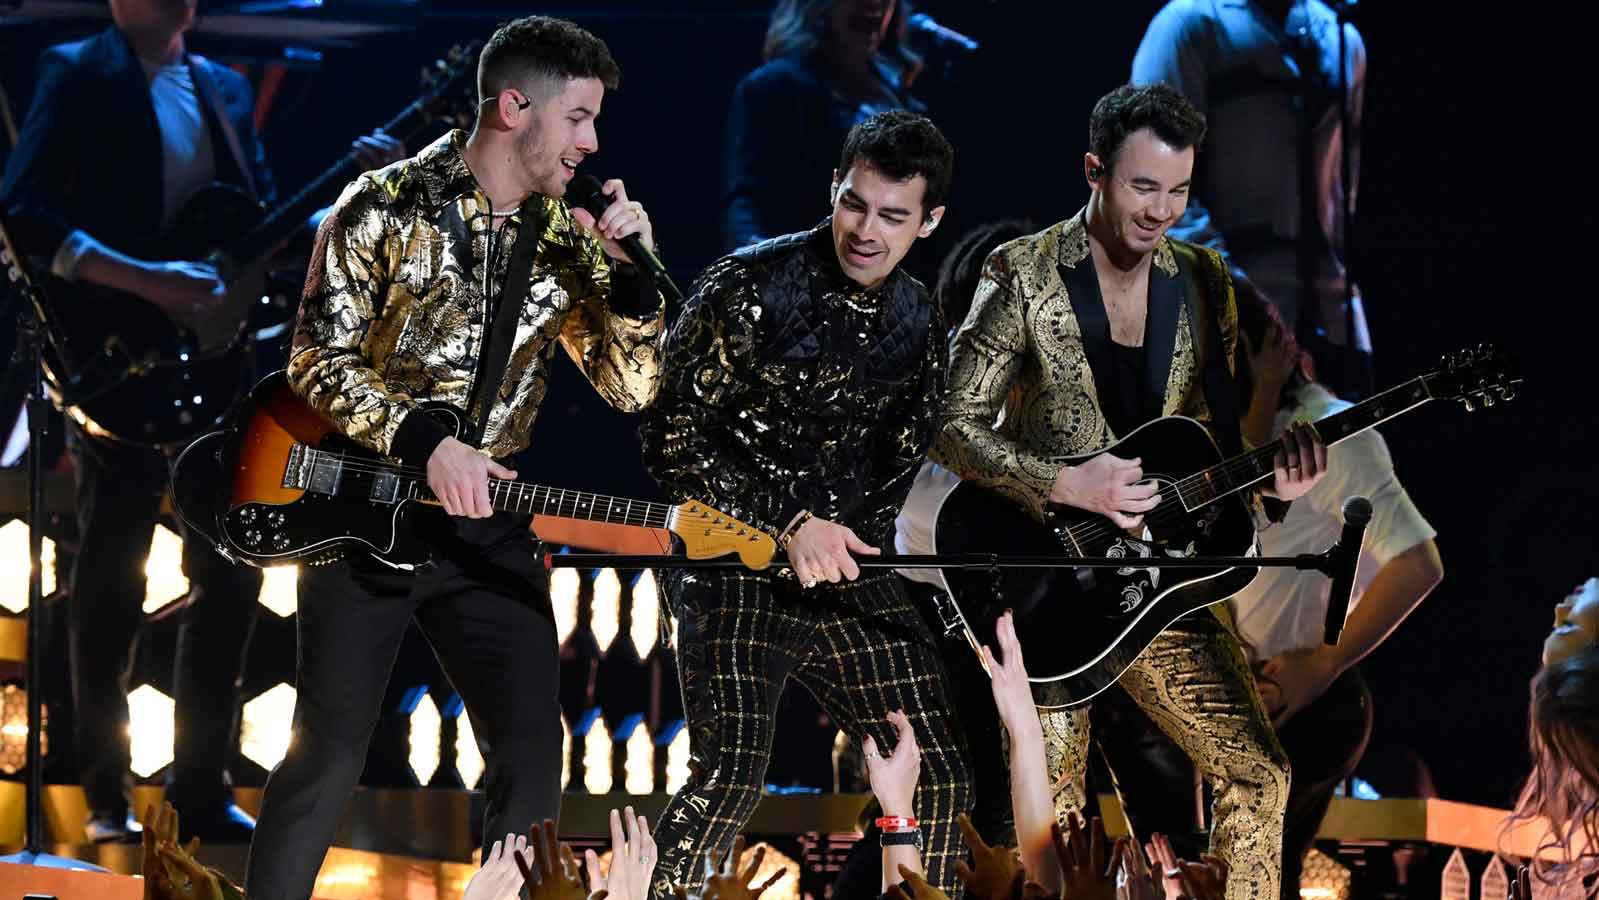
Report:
246,17,665,900
931,84,1325,899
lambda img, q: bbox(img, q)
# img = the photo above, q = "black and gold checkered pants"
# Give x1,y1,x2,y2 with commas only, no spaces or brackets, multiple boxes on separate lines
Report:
651,571,973,898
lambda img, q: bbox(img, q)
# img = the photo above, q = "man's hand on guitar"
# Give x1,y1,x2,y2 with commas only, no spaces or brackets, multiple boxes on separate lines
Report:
1262,421,1326,502
1049,453,1160,530
139,260,226,316
787,516,878,587
427,436,517,518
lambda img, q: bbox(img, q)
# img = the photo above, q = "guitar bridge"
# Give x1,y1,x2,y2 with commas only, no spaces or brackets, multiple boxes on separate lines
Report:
282,443,310,489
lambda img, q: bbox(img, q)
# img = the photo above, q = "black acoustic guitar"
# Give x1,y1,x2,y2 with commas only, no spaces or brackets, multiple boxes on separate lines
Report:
170,371,777,571
925,346,1518,709
44,43,479,448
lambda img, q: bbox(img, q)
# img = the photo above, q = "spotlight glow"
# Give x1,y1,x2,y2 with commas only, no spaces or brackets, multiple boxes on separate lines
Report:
127,684,174,777
629,569,659,659
551,568,580,646
240,683,297,770
0,519,55,612
582,713,612,795
455,708,484,790
623,718,653,795
409,691,441,786
257,565,298,617
591,568,620,655
665,722,690,794
143,524,189,613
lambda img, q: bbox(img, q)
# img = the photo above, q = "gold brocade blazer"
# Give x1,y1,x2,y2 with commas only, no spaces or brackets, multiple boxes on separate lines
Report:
931,212,1238,521
287,131,665,461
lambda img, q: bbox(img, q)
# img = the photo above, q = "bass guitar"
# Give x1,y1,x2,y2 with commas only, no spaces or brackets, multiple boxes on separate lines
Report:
924,345,1518,709
46,43,480,448
171,371,777,570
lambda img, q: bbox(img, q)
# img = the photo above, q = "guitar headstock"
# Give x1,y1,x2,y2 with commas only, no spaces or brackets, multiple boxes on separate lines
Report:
419,41,484,132
1420,344,1521,411
671,501,778,571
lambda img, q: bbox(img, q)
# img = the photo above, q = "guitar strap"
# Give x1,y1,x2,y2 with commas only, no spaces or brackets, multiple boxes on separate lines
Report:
188,55,259,202
462,201,546,449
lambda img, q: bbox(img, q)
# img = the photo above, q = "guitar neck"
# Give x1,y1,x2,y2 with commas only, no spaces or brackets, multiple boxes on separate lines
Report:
221,94,450,275
398,471,675,529
1176,376,1433,509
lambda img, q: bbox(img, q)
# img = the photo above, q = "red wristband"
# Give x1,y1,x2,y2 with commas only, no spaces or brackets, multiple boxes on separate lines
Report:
876,816,918,832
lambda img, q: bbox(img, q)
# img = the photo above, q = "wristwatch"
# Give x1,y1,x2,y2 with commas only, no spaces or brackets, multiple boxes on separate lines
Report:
880,828,923,852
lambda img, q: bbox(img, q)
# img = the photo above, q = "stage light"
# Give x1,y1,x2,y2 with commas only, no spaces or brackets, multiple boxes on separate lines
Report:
143,524,189,613
562,713,571,791
127,684,174,777
240,683,296,770
592,568,620,655
0,519,55,612
257,565,298,618
0,683,44,775
552,567,580,646
1300,848,1351,900
409,690,441,785
455,706,484,790
663,720,690,794
622,716,653,795
581,711,612,795
630,569,658,659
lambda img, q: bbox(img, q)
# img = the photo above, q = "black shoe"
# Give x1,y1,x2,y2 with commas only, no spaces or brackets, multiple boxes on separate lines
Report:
176,802,256,844
84,811,143,844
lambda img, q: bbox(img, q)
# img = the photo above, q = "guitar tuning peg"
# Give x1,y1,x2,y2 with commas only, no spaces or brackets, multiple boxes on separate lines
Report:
1461,396,1476,412
1481,392,1495,407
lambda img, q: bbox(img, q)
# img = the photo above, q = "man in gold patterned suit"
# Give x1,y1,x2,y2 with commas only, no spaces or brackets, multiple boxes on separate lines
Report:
244,17,666,900
930,84,1325,899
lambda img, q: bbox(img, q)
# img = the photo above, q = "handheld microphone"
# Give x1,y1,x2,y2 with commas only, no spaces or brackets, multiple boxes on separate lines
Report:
568,174,682,303
906,13,980,54
1323,495,1372,646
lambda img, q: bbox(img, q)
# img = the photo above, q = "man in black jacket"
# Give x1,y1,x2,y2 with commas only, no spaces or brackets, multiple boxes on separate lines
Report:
0,0,273,843
640,109,970,898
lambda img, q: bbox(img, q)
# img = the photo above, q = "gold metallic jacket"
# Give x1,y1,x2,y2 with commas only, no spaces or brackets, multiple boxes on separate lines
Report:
932,211,1238,521
288,131,665,461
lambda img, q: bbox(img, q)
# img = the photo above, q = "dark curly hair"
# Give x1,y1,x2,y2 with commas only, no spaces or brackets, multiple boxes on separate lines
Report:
935,219,1034,328
1506,645,1599,885
478,16,621,106
836,110,954,221
1230,270,1308,408
1088,83,1206,175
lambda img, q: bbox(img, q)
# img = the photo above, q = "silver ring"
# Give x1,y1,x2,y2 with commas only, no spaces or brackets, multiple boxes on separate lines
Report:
803,579,818,589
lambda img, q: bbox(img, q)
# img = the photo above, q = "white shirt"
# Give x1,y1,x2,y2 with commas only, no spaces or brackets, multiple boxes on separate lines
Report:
893,459,962,588
1227,382,1435,661
51,55,216,279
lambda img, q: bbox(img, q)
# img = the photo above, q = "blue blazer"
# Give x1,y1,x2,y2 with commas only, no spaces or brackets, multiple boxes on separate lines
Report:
0,26,276,268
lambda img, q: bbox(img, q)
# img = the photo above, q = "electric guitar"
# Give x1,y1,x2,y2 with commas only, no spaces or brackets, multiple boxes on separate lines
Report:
171,371,777,570
45,43,481,449
922,345,1519,709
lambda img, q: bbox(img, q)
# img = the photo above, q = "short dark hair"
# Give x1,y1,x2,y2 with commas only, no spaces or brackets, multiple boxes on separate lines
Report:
836,110,954,220
1088,83,1206,174
935,219,1035,328
478,16,620,105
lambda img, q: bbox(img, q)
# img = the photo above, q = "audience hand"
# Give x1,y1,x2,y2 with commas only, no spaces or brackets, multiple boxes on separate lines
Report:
585,807,657,900
886,863,952,900
465,834,530,900
1049,816,1117,900
953,813,1022,900
351,129,406,169
517,819,590,900
983,611,1038,735
864,710,921,817
139,803,243,900
700,835,788,900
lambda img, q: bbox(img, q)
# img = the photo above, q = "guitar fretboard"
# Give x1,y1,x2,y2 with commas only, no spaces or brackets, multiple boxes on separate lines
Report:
1172,376,1432,510
290,446,674,529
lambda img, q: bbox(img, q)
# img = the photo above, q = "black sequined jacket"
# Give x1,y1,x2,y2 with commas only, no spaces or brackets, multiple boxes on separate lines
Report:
640,220,945,551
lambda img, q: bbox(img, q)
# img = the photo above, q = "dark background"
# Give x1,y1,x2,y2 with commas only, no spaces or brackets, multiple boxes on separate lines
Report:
0,0,1591,812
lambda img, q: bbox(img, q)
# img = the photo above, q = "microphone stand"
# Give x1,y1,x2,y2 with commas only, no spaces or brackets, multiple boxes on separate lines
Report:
0,221,106,870
547,550,1340,574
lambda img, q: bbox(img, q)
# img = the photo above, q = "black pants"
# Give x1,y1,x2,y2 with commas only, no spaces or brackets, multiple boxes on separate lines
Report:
651,571,973,899
1097,666,1372,899
244,510,561,900
64,420,261,815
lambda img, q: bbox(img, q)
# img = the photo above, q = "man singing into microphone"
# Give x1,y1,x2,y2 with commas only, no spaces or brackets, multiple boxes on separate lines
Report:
929,84,1323,898
640,110,972,898
245,17,665,899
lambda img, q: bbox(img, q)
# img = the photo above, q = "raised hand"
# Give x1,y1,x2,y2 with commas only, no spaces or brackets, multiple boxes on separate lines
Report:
584,807,657,900
863,710,921,817
465,833,530,900
516,819,589,900
886,863,953,900
982,611,1037,733
1049,816,1118,900
952,814,1022,900
700,835,788,900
